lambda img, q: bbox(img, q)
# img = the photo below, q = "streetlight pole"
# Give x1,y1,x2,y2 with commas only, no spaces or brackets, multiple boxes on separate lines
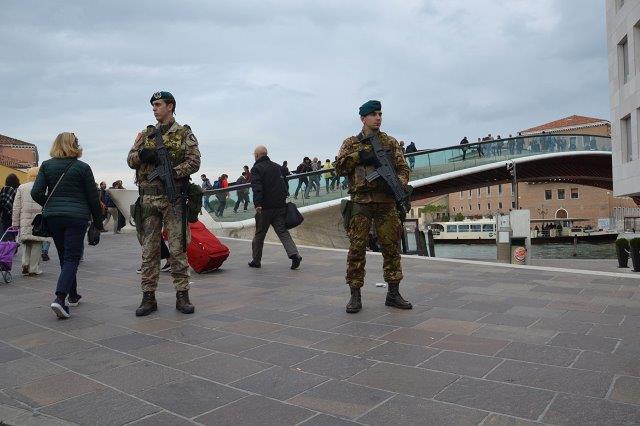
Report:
507,161,518,209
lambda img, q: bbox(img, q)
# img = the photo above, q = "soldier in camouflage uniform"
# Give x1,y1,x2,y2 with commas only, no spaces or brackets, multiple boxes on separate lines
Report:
335,100,412,313
127,91,201,316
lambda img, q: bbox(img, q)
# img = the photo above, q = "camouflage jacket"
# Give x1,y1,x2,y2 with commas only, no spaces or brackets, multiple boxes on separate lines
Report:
335,129,410,203
127,120,201,190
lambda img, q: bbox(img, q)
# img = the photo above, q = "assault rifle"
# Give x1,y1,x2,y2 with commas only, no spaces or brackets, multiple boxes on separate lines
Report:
147,128,187,250
363,133,411,217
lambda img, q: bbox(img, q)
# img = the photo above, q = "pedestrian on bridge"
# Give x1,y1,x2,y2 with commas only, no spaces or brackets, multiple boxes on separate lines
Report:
335,100,412,314
459,137,469,161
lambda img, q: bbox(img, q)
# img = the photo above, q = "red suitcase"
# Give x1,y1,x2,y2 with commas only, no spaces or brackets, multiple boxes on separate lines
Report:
187,221,230,273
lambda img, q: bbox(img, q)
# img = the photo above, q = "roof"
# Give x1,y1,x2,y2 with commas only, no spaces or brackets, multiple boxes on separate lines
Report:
0,134,36,148
520,115,610,135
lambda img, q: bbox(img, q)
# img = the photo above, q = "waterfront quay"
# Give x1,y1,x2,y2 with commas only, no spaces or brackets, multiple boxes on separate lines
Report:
1,234,640,425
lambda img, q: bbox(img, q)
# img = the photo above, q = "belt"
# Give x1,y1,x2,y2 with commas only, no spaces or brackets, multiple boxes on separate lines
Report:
139,187,164,196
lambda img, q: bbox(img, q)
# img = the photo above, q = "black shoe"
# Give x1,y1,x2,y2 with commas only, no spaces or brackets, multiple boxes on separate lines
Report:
248,260,261,268
41,253,50,262
135,291,157,317
67,294,82,307
290,254,302,270
176,290,195,314
385,283,413,310
51,297,70,319
346,287,362,314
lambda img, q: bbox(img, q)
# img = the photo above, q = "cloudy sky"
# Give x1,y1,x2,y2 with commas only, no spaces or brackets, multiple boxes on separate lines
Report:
1,0,608,186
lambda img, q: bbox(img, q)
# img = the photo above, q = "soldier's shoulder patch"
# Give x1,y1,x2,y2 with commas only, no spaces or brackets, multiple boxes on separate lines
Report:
186,133,198,146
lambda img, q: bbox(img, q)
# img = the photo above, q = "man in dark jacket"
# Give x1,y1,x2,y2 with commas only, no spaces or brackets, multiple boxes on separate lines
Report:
248,145,302,270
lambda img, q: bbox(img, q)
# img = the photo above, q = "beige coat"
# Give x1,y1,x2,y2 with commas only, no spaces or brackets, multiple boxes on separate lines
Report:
11,182,51,243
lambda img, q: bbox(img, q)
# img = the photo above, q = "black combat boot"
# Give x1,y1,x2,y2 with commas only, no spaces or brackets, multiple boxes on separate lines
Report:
176,290,195,314
346,287,362,313
385,283,413,309
290,254,302,270
135,291,157,317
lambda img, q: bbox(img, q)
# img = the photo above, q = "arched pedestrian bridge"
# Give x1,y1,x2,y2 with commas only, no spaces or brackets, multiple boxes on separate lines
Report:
207,134,611,220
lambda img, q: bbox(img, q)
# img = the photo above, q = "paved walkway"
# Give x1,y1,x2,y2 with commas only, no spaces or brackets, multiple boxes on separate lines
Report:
1,234,640,425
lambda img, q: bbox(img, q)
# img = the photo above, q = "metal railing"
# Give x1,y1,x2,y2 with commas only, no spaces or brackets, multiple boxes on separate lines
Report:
202,134,611,222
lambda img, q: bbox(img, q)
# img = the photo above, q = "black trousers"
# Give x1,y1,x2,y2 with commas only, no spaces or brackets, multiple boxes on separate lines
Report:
252,207,298,262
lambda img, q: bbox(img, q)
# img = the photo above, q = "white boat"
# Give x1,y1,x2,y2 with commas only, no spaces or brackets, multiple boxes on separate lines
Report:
428,219,496,244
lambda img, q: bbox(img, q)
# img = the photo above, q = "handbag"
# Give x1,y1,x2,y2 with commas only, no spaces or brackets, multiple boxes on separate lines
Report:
32,160,77,238
285,202,304,229
87,222,101,246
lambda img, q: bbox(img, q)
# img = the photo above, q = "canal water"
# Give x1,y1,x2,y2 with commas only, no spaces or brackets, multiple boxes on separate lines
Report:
434,242,616,261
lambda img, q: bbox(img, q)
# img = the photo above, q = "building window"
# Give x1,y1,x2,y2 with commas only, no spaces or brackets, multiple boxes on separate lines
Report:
622,114,633,162
619,35,630,85
498,202,503,209
477,203,481,210
571,188,579,199
477,188,481,196
460,191,463,199
510,182,515,196
468,204,472,211
511,201,516,209
498,184,503,195
488,203,491,210
468,190,472,199
487,186,491,196
558,189,565,200
452,207,456,212
545,190,552,200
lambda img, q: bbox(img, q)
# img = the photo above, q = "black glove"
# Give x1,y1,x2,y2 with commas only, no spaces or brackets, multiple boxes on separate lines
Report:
139,148,157,165
359,150,380,167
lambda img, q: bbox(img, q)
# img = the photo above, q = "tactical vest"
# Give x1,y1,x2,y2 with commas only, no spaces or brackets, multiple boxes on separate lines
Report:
137,124,190,183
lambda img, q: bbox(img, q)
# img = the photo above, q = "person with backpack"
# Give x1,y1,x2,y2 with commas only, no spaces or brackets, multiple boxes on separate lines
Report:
293,157,311,199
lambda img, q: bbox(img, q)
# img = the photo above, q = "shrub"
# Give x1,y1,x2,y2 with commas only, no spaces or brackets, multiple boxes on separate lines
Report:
616,238,630,249
629,238,640,249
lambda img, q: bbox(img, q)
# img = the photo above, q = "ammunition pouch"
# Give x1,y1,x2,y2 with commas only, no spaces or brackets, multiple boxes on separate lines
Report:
186,183,203,223
340,200,353,231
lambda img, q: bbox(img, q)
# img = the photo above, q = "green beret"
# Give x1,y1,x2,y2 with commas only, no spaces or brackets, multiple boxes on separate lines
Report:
359,100,381,116
150,91,175,104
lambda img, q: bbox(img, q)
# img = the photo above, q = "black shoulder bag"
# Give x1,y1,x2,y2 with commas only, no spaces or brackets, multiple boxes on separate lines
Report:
32,160,76,238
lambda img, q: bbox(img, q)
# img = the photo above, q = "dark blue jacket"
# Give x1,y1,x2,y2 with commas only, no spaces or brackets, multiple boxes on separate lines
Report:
31,158,102,223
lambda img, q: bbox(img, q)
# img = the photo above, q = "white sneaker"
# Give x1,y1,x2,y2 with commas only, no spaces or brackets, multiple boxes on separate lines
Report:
51,300,70,319
136,268,142,274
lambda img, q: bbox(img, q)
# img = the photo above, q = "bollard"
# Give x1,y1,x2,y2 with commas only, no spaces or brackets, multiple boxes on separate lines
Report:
427,229,436,257
572,236,577,257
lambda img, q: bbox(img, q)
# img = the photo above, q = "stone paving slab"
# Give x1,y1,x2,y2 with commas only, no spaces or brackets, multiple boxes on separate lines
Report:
1,234,640,424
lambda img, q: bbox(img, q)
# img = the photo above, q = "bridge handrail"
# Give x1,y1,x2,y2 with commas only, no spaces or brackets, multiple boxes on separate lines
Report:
203,133,610,197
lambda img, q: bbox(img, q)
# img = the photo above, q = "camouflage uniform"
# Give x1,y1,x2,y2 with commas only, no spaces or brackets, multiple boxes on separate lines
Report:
127,121,201,292
335,130,410,289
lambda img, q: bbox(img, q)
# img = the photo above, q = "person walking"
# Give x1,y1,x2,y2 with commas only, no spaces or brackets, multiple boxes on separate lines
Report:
306,157,320,198
0,174,20,237
127,91,201,317
405,141,417,169
234,172,250,213
459,137,469,161
101,182,119,233
281,160,291,196
476,137,485,157
293,157,310,199
32,132,104,319
215,174,229,217
200,174,214,213
247,145,302,270
12,167,51,276
322,159,334,192
335,100,412,314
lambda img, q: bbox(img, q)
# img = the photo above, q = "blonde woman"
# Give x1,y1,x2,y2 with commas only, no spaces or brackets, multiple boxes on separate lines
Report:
31,132,103,319
11,167,51,276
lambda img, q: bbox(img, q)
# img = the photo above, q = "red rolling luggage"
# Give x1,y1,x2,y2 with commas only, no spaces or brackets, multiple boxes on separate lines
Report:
187,221,230,273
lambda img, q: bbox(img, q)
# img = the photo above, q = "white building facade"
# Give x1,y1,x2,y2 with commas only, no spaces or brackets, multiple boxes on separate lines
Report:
607,0,640,197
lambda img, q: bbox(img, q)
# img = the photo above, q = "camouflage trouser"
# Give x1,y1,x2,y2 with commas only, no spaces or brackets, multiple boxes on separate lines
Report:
138,195,190,292
346,202,402,288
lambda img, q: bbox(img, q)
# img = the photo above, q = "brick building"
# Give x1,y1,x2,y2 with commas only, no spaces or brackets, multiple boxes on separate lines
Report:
0,134,38,169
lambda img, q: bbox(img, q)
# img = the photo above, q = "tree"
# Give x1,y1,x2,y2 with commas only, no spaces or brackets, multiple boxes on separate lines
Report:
454,212,465,222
